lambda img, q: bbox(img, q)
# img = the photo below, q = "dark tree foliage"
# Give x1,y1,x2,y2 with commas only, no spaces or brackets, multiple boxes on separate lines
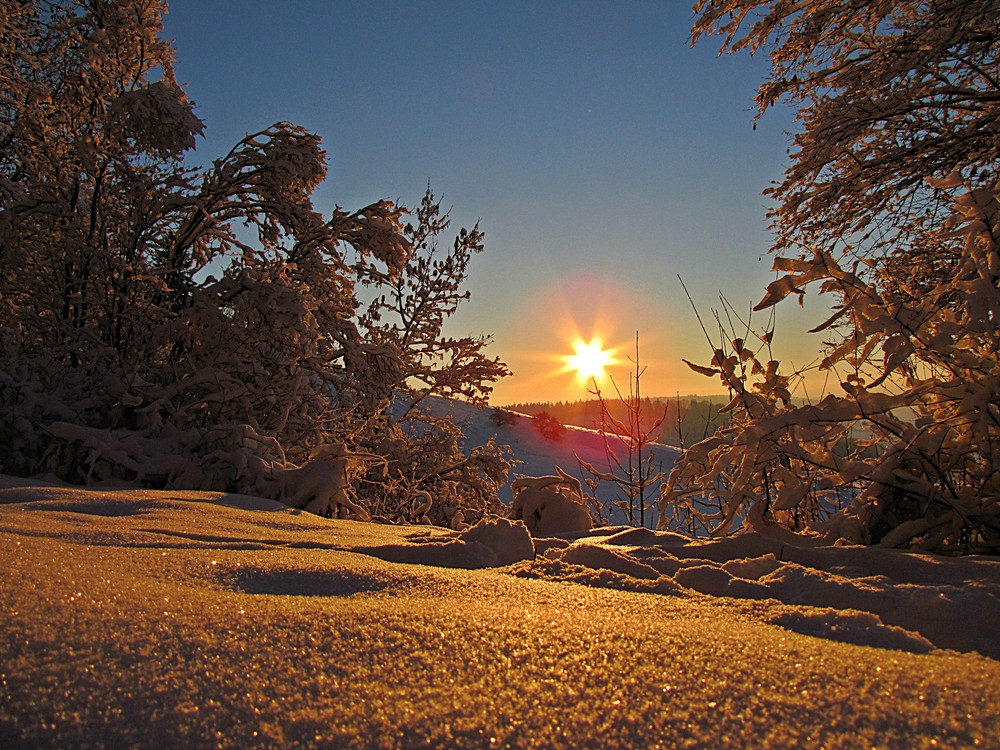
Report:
694,0,999,267
0,0,511,523
665,1,1000,553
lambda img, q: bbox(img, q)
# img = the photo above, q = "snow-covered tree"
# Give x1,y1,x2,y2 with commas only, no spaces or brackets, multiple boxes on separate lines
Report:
0,0,511,522
353,189,513,525
662,1,1000,553
692,0,999,266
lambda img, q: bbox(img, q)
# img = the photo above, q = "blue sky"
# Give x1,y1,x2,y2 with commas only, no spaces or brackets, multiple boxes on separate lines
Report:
162,1,827,404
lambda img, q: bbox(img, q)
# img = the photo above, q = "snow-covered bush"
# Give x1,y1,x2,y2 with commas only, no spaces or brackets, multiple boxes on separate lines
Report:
510,471,594,536
663,181,1000,553
532,412,567,442
0,0,511,523
354,409,512,526
663,1,1000,553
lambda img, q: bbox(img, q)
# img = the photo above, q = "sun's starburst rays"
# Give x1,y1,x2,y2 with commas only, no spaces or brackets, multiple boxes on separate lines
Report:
561,338,618,385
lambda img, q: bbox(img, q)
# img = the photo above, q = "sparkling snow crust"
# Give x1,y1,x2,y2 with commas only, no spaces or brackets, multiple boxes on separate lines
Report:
1,476,998,748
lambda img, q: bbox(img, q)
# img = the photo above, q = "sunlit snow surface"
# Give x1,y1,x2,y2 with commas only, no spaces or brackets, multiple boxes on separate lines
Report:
1,475,998,748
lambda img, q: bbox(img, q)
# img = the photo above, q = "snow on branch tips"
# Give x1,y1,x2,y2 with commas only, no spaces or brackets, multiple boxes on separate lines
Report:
662,181,1000,553
673,0,1000,554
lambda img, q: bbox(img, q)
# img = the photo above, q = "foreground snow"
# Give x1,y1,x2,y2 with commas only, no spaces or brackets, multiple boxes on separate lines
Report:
1,476,998,748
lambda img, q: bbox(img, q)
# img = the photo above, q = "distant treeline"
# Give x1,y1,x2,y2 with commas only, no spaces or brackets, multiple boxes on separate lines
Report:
501,396,733,449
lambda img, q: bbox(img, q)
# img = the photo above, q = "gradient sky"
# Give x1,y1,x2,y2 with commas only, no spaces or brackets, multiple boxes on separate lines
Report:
162,1,831,405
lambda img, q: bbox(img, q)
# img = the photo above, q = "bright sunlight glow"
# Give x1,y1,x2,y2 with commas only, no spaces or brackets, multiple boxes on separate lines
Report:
563,338,616,384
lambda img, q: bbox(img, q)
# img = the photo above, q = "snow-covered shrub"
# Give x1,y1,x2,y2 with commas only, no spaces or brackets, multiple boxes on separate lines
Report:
532,412,567,442
355,407,512,526
662,180,1000,553
510,471,594,536
263,443,387,520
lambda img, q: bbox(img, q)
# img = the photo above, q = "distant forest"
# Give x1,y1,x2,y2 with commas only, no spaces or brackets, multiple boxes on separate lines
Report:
501,396,733,449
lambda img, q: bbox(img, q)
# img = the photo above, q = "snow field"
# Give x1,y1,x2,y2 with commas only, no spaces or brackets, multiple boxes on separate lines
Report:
1,476,998,748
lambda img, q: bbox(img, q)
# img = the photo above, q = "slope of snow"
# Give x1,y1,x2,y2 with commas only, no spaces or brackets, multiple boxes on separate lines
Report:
425,398,680,525
1,475,998,749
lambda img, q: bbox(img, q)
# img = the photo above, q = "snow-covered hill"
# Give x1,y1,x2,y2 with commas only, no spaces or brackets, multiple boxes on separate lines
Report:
424,397,681,526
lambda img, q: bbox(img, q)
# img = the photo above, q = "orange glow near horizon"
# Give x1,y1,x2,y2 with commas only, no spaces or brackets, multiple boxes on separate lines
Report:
490,271,680,403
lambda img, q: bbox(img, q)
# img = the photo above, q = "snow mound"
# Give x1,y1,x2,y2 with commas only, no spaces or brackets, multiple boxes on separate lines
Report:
523,527,1000,657
508,558,686,596
460,516,535,565
767,608,936,654
358,517,534,569
511,487,594,536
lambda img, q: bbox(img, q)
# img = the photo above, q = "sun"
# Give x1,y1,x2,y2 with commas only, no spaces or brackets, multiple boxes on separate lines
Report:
563,338,616,384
